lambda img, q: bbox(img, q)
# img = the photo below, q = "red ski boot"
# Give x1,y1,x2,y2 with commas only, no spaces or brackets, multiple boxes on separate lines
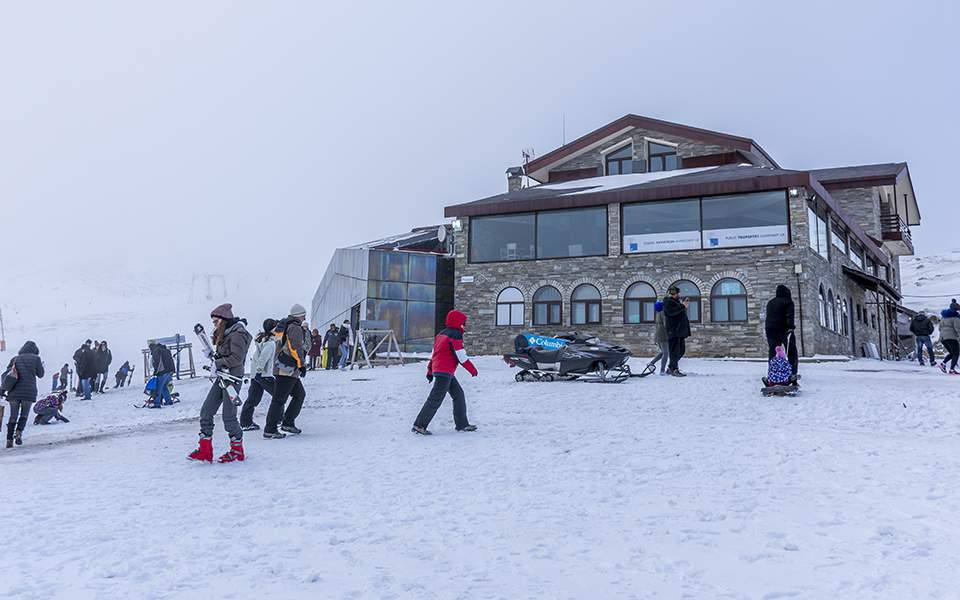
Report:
218,439,245,463
188,436,213,462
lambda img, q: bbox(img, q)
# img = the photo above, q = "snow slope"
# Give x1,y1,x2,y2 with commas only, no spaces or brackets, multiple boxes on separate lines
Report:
1,357,958,599
900,250,960,314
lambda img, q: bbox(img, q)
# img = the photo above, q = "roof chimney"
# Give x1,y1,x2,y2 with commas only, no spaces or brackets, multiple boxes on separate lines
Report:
506,166,524,193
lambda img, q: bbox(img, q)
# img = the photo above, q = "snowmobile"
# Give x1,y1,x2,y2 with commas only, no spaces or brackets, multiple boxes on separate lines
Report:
502,333,638,383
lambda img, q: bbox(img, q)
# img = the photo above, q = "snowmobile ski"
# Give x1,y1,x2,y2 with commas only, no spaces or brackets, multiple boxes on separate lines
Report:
761,384,800,397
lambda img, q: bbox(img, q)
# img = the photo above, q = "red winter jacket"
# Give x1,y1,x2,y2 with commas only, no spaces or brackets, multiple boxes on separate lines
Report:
427,310,478,378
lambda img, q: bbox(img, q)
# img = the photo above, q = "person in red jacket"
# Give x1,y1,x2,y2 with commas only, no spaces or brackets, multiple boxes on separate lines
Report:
412,310,478,435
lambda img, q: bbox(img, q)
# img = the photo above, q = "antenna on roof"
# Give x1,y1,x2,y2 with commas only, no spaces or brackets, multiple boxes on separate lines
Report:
561,113,566,145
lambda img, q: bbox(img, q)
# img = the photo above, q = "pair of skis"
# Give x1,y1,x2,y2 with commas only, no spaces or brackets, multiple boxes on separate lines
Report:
194,324,245,406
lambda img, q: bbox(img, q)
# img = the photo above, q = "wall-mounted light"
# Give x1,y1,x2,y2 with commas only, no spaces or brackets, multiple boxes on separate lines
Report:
451,218,463,232
788,187,800,198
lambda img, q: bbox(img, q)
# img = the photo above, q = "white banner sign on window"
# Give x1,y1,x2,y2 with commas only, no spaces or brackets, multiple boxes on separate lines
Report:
623,231,701,253
701,225,788,249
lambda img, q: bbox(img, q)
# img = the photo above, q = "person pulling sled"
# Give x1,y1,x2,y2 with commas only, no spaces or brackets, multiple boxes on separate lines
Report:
412,310,478,435
188,304,252,463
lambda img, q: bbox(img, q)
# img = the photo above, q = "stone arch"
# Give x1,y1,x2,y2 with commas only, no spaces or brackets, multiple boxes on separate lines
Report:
705,270,755,297
616,276,658,299
656,272,707,296
565,277,609,300
494,281,529,302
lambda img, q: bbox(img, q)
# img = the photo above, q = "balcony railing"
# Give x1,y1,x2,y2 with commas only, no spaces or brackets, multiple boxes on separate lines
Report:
880,213,912,242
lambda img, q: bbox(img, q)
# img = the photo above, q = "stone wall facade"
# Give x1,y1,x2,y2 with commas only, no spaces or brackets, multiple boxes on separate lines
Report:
453,186,893,358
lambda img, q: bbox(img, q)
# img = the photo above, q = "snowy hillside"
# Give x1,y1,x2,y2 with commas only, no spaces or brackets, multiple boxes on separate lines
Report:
0,267,310,382
2,357,959,598
901,250,960,314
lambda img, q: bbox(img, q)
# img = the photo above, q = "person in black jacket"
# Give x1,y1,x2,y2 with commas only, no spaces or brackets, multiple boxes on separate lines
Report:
72,340,91,397
1,341,45,448
323,324,341,370
95,341,113,393
149,342,176,407
909,312,936,366
76,342,97,401
764,284,799,377
662,286,691,377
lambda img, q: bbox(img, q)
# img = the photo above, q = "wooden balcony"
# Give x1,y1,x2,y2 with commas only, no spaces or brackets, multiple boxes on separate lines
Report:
880,212,914,256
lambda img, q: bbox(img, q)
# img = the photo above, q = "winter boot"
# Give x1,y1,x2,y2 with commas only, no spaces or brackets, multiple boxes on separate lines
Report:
241,422,261,431
263,430,286,439
939,363,948,373
187,436,214,462
14,430,23,446
5,424,12,449
411,425,432,436
456,424,478,432
280,424,302,435
218,439,245,463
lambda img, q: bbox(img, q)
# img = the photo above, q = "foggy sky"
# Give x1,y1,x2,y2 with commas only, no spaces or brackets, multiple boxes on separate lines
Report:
2,0,956,303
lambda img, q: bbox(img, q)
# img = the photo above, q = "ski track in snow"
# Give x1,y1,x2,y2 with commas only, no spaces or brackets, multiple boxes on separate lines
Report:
0,357,958,599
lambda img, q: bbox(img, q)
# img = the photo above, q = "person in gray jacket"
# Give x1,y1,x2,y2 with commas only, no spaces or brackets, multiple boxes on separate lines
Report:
2,341,45,448
938,307,960,374
188,303,252,463
240,318,277,431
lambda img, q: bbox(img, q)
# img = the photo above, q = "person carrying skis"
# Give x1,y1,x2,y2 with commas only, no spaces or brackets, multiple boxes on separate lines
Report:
909,312,936,366
938,306,960,374
240,318,278,431
188,303,252,463
764,284,799,379
149,342,176,408
1,341,45,448
412,309,478,435
264,304,309,438
663,286,691,377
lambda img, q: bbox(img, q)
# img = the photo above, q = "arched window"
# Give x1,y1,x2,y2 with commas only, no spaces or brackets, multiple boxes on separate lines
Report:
624,281,657,324
495,287,524,326
835,295,842,334
826,289,835,331
533,286,562,326
818,286,827,327
841,299,849,336
670,280,701,322
571,284,602,325
710,278,748,322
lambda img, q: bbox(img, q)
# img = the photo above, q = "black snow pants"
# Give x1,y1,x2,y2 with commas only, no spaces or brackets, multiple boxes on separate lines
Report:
240,375,275,428
765,327,799,376
943,339,960,370
414,374,469,430
667,337,686,371
266,375,305,433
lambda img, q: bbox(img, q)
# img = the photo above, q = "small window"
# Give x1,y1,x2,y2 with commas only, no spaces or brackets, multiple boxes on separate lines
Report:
834,295,842,333
841,299,849,336
571,284,602,325
710,278,748,323
827,289,835,331
605,144,633,176
871,313,876,329
624,281,657,324
533,286,562,326
856,303,862,321
671,280,701,323
647,141,679,172
496,287,524,326
818,286,827,327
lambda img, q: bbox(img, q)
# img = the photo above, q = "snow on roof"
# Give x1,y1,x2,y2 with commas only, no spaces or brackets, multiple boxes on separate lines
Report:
537,166,719,196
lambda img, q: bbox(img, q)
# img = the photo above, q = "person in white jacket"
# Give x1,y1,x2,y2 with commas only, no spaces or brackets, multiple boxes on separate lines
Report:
239,319,277,431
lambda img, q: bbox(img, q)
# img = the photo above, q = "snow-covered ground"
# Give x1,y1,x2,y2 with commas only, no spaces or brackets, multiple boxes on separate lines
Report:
2,356,958,599
901,250,960,314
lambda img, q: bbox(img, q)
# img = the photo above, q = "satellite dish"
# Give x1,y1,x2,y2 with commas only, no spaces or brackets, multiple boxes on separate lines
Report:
437,226,447,243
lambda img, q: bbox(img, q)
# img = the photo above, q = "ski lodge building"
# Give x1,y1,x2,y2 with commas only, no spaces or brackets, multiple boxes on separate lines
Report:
442,114,921,358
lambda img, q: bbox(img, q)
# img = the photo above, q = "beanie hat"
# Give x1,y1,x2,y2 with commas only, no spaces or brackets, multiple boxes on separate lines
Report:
289,303,307,318
263,318,278,333
211,303,235,320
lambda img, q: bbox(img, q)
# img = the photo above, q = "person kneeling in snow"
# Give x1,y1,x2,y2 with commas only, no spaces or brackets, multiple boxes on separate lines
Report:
763,345,794,388
412,310,478,435
34,391,69,425
188,303,252,463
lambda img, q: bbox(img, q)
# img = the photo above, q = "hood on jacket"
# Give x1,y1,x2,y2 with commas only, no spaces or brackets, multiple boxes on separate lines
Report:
445,310,468,331
775,285,792,300
912,314,929,323
941,308,960,319
654,301,664,312
19,341,39,355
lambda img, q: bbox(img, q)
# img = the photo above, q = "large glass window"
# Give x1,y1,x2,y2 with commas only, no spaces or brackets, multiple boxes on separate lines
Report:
671,280,701,322
622,199,701,253
701,190,788,249
408,253,437,284
605,144,633,175
710,278,747,322
850,243,864,269
496,287,524,326
366,251,439,352
831,223,847,255
537,207,607,259
571,284,602,325
818,286,827,327
370,251,409,282
469,214,535,262
807,205,829,260
368,281,406,300
624,281,657,324
533,286,562,326
647,141,679,172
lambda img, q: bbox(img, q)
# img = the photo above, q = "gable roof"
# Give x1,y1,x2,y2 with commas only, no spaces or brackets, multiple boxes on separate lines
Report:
523,114,780,181
810,162,920,226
